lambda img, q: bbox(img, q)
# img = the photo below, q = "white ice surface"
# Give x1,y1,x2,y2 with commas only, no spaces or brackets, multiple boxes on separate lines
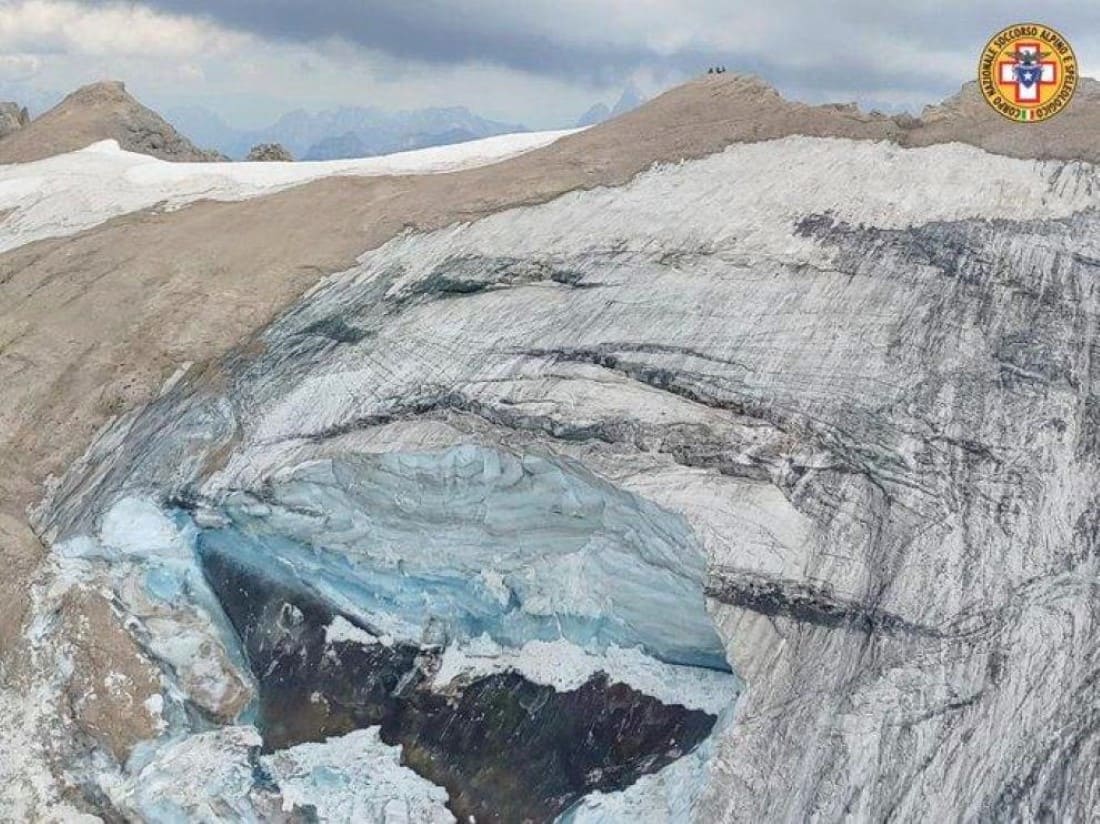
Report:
251,137,1100,455
101,722,459,822
0,129,578,254
434,636,736,715
56,495,190,560
107,726,270,822
99,496,190,558
562,744,712,823
325,615,385,647
263,727,455,824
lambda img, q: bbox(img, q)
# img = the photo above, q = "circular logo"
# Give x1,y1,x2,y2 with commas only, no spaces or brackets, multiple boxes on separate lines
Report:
978,23,1077,123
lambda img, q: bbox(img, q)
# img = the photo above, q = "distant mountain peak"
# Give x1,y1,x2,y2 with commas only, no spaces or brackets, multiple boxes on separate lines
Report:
576,103,611,128
171,103,527,160
0,79,224,163
611,83,643,117
575,84,647,128
302,131,369,161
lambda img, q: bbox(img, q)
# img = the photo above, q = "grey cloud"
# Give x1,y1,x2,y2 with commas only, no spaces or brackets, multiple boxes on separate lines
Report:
130,1,1100,104
137,0,662,85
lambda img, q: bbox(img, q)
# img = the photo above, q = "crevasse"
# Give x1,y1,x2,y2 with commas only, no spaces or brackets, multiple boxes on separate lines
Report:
199,446,730,671
59,445,739,821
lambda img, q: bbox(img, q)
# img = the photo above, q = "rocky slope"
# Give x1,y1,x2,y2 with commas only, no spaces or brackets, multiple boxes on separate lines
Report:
0,81,225,164
245,142,294,162
0,102,29,139
6,73,1100,821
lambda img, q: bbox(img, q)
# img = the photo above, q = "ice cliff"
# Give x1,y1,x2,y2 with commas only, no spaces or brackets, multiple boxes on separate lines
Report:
20,132,1100,820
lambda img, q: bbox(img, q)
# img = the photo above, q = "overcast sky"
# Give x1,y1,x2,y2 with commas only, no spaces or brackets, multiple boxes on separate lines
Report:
0,1,1098,128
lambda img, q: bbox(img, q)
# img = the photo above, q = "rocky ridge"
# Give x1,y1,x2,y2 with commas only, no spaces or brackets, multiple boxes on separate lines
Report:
0,81,225,164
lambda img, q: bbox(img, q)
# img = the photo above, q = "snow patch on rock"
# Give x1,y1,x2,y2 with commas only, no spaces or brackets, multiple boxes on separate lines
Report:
325,615,387,647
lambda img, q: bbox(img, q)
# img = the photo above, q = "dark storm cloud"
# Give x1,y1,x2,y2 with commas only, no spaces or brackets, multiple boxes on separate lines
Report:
131,1,1100,100
136,0,661,84
128,0,961,85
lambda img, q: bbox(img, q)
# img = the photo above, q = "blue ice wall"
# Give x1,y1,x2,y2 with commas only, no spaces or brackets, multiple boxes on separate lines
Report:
194,445,729,671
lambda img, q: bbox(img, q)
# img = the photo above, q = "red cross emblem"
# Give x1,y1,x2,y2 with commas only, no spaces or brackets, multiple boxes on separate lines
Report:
998,41,1057,103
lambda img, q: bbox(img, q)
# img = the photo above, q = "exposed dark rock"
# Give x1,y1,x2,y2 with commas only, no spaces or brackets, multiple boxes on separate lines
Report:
245,143,294,162
0,103,29,139
705,567,946,637
198,539,717,823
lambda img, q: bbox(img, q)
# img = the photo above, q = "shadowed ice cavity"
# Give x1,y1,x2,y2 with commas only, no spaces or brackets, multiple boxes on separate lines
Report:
194,445,731,672
61,444,739,819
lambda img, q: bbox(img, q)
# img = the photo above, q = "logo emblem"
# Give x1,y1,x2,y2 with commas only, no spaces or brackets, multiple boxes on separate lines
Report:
979,23,1077,123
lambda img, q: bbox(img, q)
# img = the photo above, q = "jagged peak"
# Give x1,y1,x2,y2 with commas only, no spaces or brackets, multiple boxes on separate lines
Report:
0,78,224,163
62,80,130,101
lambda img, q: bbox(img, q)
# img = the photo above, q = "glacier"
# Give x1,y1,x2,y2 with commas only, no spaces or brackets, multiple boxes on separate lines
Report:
195,446,728,669
0,129,578,254
17,131,1100,820
40,450,735,819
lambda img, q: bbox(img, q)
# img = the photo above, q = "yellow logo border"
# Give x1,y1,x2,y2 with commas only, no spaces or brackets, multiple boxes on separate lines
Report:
978,22,1077,124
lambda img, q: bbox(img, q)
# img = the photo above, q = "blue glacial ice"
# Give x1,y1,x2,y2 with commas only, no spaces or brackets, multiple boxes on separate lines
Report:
56,444,739,821
197,445,732,674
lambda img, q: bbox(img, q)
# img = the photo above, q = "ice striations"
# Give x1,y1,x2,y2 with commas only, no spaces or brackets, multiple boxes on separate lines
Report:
21,130,1100,821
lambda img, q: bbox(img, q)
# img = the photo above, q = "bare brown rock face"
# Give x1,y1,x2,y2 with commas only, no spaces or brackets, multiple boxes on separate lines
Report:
907,77,1100,161
58,589,162,764
0,80,225,164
